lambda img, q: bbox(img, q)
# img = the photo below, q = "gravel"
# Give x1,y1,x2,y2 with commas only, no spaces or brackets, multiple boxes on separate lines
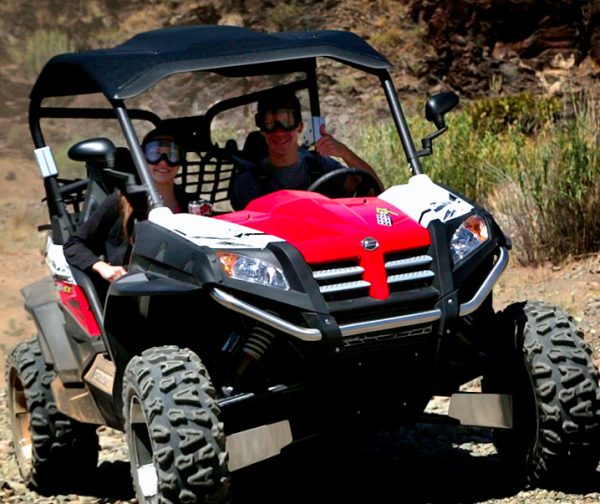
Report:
1,391,599,503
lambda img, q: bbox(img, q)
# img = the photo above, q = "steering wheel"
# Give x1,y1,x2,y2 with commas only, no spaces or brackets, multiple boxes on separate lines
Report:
307,167,383,198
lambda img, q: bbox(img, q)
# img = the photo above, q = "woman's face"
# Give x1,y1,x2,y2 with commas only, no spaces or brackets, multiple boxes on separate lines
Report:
144,137,180,186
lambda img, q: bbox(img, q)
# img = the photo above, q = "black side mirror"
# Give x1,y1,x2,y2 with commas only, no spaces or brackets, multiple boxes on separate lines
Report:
68,138,116,168
425,92,459,130
417,92,459,159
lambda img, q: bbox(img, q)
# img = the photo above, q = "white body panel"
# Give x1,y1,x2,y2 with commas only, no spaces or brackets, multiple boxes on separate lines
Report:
148,207,283,249
45,235,75,283
379,174,473,227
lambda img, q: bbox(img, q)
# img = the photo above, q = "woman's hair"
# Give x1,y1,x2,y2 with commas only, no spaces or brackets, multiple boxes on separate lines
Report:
120,127,179,242
142,127,178,147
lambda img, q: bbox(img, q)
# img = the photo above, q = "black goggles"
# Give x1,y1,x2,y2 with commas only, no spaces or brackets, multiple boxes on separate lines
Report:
144,140,181,166
256,108,300,133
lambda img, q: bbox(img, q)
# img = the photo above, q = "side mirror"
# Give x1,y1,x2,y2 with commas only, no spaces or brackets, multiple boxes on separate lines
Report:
68,138,116,168
417,92,459,159
425,92,459,130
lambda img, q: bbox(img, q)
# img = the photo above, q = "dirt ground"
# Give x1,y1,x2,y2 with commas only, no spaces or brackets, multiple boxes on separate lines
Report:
2,155,600,389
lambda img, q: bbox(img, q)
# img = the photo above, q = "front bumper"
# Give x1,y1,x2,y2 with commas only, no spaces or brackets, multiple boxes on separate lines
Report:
210,247,509,342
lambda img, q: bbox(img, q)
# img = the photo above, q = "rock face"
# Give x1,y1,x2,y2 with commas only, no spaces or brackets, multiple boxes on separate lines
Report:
409,0,600,97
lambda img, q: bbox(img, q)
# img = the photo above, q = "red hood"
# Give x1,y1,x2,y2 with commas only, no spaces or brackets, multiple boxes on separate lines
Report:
217,191,431,300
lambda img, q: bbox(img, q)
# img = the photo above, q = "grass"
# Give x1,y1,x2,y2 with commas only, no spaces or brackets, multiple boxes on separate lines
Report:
0,205,46,254
9,29,75,78
354,91,600,265
3,319,24,338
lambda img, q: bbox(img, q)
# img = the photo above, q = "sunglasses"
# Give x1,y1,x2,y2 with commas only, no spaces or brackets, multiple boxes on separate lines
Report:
256,108,300,133
144,140,181,166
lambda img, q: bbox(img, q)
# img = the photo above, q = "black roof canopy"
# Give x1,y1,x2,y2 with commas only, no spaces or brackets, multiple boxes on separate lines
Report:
30,25,391,101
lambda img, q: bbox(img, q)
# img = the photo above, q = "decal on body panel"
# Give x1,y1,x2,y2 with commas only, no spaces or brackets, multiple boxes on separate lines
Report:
45,235,75,282
378,174,472,227
148,207,284,249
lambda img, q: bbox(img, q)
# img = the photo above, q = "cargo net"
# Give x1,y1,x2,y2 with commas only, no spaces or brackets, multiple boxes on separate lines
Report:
176,147,235,213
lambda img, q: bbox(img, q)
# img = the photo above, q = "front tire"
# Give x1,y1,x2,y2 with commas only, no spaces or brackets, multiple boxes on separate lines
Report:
5,339,99,492
123,345,230,504
487,301,600,486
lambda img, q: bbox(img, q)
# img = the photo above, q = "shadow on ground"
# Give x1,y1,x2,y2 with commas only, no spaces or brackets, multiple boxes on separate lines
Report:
52,425,600,503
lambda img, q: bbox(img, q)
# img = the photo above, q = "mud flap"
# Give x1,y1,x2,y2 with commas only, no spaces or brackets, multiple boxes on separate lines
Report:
226,420,293,471
448,392,512,428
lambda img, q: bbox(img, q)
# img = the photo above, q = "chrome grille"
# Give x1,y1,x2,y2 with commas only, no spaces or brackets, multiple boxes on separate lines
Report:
311,262,369,300
311,250,435,301
385,253,434,292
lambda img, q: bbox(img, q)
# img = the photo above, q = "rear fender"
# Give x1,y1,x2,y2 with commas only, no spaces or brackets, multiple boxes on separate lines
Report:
21,277,81,384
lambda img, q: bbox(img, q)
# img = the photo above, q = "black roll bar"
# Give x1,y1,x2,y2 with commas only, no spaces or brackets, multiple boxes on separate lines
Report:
112,101,163,209
380,73,423,175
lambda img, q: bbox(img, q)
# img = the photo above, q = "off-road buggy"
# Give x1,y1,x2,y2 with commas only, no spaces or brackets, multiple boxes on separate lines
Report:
6,25,600,503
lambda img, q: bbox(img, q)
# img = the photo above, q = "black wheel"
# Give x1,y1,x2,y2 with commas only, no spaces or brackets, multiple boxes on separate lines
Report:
5,339,99,492
307,167,383,198
486,301,600,487
123,345,230,504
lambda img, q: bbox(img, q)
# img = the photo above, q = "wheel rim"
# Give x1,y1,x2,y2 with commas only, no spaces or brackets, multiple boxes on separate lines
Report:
9,371,33,469
129,395,158,503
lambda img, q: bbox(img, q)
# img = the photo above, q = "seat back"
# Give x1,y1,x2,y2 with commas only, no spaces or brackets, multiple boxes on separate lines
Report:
241,130,268,163
79,147,138,223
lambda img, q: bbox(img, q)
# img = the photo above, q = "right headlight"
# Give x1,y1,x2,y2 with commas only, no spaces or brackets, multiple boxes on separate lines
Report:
450,214,489,264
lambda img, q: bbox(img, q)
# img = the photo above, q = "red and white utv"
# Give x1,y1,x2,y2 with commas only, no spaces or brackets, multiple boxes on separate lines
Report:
6,25,599,503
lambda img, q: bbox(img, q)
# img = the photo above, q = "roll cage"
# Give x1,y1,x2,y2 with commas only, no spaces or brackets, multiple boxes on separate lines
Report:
29,25,425,244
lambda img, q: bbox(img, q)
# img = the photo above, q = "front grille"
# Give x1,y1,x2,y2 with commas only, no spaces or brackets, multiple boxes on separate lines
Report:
310,249,435,302
312,263,370,296
385,252,435,292
342,324,433,349
310,260,370,300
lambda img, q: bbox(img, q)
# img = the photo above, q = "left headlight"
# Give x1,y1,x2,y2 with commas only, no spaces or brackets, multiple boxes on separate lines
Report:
217,252,290,290
450,214,489,264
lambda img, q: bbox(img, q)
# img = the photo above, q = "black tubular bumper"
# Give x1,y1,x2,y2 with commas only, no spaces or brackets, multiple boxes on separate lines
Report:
210,247,509,342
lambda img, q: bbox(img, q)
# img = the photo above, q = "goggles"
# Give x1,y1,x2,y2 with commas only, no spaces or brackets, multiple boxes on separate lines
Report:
144,140,181,166
256,108,300,133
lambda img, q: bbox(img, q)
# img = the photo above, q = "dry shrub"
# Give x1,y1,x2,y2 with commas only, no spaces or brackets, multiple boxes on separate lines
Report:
486,180,547,265
487,93,600,264
0,204,46,254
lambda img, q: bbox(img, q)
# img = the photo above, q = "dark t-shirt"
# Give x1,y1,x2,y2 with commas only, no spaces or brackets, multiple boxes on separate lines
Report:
231,147,343,209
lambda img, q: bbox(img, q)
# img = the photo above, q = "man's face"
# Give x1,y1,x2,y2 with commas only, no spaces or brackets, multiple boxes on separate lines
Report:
260,109,303,158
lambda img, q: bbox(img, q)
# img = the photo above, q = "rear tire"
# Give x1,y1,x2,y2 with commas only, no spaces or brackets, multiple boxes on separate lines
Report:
5,339,99,492
487,301,600,487
123,345,230,504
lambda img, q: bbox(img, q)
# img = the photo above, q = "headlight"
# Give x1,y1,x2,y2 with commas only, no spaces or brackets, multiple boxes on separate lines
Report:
217,252,290,290
450,214,489,263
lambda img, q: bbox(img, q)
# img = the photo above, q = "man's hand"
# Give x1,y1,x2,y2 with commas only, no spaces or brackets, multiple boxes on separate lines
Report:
315,124,351,159
315,124,383,189
92,261,127,283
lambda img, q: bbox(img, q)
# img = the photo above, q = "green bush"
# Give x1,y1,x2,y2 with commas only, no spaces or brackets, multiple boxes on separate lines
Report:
353,92,599,265
465,93,562,134
11,29,75,78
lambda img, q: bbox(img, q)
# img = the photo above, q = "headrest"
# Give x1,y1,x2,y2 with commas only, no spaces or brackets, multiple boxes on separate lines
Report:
114,147,136,175
241,131,268,163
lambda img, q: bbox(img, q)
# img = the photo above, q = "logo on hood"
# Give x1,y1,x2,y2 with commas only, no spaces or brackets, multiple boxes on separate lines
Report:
362,237,379,251
376,207,398,226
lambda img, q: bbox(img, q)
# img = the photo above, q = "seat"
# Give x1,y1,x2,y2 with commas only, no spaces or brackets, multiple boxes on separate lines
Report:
241,130,268,162
80,147,139,224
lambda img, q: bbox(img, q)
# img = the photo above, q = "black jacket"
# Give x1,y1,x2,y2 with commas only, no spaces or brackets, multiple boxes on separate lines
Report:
63,188,191,273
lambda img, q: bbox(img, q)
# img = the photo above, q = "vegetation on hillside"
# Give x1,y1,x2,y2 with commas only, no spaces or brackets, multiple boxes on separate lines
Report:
356,91,600,265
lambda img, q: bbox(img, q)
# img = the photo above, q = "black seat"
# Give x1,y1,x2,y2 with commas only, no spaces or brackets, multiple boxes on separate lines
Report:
241,130,268,163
